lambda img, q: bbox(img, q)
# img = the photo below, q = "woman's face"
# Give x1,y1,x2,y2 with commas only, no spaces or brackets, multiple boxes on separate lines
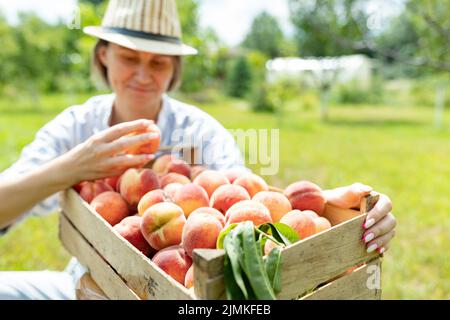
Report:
99,43,175,110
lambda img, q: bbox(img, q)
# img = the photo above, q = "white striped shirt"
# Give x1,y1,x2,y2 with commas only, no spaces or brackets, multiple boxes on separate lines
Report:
0,93,249,234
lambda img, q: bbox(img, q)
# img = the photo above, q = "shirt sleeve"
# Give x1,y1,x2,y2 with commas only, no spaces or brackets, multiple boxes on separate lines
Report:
0,108,77,233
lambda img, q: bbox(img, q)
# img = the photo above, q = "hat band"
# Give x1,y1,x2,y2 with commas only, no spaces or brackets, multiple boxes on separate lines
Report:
102,27,182,44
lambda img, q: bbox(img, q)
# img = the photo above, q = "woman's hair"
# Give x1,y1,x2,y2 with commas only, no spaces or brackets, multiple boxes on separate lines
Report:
91,39,183,92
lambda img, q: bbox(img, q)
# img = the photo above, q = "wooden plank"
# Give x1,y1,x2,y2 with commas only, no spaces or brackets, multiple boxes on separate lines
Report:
60,188,194,300
301,258,382,300
59,213,140,300
193,193,381,300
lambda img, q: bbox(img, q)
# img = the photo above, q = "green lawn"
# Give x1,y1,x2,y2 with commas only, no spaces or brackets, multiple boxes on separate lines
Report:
1,92,449,299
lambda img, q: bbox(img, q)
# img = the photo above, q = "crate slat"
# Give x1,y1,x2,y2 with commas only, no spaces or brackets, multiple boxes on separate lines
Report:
60,189,194,300
301,258,382,300
59,213,140,300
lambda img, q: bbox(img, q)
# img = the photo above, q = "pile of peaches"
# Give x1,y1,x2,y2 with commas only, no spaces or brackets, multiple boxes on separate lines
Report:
73,155,332,290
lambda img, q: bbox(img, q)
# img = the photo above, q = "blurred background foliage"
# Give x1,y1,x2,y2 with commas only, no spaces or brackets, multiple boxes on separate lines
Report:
1,0,450,299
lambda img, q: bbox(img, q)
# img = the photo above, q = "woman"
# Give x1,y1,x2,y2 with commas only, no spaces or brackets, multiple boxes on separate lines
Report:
0,0,395,299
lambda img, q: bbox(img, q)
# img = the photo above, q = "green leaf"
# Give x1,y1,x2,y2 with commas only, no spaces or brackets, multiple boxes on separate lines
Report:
217,223,239,249
265,246,283,295
272,222,300,245
223,225,248,299
241,222,276,300
223,254,246,300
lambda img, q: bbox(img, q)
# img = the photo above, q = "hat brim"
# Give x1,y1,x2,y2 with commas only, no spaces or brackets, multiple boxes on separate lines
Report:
84,26,198,56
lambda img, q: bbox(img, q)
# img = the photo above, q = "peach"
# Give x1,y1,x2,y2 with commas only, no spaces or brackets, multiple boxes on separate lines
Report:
172,183,209,218
182,212,223,257
301,210,319,220
252,191,292,222
284,181,326,215
193,170,230,198
210,184,250,214
225,200,272,227
113,216,154,257
152,154,173,175
140,202,186,250
191,165,207,180
152,245,192,285
167,158,191,179
119,168,160,208
189,207,226,227
184,265,194,289
73,181,87,193
264,239,282,256
160,173,191,188
314,216,332,233
224,168,248,184
233,173,269,198
79,180,113,203
90,191,130,226
163,183,184,201
104,175,121,192
137,189,168,216
279,210,316,240
125,123,161,155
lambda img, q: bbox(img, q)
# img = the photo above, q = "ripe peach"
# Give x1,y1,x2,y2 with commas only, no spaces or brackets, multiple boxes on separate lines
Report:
301,210,319,220
160,173,191,188
140,202,186,250
182,212,223,257
137,189,167,216
210,184,250,214
193,170,230,198
233,173,269,198
189,207,225,227
191,165,207,180
264,239,282,256
284,181,326,215
162,183,182,201
225,200,272,227
79,180,114,204
152,245,192,285
90,191,130,226
279,210,316,240
184,265,194,289
73,181,87,193
119,168,160,208
104,175,121,192
113,216,154,257
314,216,332,233
252,191,292,222
167,158,191,179
224,168,247,184
152,154,173,175
172,183,209,218
125,123,161,155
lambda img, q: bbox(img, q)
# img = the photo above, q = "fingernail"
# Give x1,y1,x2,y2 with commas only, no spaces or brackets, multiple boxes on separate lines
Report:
364,233,375,243
145,132,159,139
378,247,386,254
367,243,378,253
364,218,375,229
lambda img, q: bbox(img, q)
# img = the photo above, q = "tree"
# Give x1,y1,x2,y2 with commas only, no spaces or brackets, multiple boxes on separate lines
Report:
226,56,253,98
288,0,371,57
242,11,285,58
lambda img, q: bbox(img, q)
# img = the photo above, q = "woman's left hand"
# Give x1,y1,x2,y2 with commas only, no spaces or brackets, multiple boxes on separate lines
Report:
324,183,396,254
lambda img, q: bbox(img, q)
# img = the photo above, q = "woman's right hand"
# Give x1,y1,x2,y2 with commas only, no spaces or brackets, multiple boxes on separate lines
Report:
60,119,158,186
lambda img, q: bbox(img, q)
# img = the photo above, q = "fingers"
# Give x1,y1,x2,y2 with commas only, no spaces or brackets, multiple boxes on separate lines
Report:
104,131,159,156
363,193,393,229
363,212,396,252
94,119,154,143
105,154,155,171
364,229,395,254
324,182,373,209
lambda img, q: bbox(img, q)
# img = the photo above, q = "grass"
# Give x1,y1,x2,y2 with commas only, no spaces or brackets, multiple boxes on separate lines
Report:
1,91,450,299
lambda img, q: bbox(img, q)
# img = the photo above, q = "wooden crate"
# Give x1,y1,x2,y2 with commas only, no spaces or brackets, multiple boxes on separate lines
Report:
59,188,382,300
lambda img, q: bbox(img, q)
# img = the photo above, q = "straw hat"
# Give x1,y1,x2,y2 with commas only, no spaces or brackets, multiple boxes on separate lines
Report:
83,0,197,56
